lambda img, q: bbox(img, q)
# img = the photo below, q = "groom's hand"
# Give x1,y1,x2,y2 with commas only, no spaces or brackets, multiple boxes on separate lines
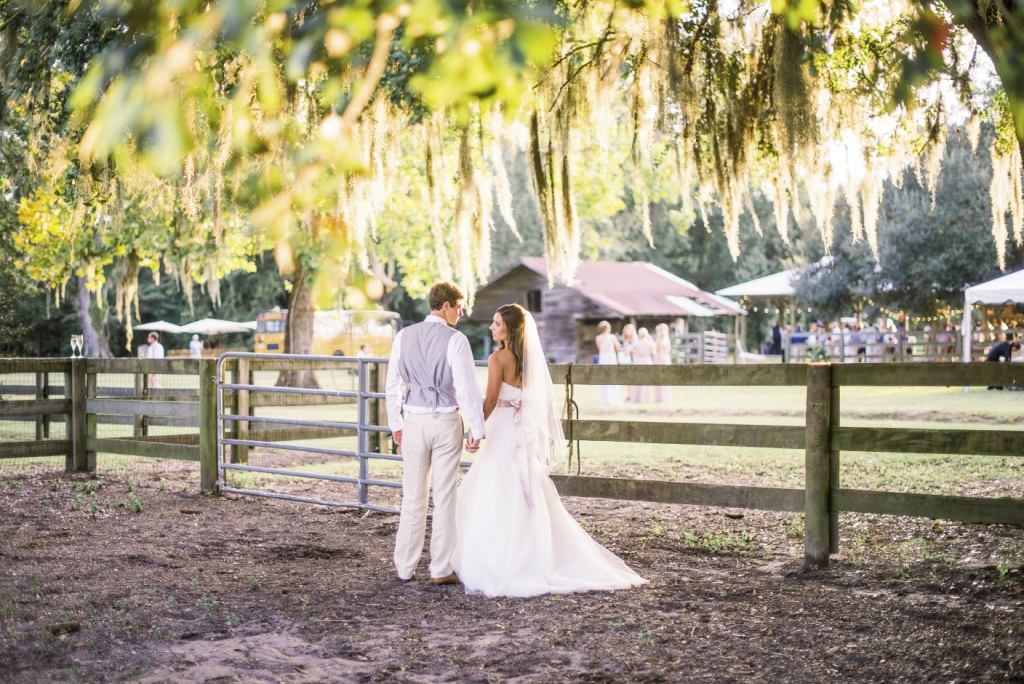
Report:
465,430,480,453
392,429,402,446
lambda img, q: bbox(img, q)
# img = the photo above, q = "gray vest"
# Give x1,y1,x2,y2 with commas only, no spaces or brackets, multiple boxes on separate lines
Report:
397,321,460,410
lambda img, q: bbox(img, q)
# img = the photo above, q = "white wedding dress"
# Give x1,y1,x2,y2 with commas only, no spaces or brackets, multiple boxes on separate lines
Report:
452,315,646,598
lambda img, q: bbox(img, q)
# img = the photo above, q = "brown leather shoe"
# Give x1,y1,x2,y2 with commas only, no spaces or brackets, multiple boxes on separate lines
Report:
430,572,460,585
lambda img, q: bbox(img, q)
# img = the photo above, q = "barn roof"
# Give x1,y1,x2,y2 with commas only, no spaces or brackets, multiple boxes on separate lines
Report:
507,258,745,317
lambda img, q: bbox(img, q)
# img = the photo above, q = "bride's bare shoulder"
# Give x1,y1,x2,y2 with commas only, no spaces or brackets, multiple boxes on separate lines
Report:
488,348,512,366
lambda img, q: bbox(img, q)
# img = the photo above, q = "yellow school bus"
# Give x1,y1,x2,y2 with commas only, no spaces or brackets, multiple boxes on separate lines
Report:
254,308,288,353
254,308,401,356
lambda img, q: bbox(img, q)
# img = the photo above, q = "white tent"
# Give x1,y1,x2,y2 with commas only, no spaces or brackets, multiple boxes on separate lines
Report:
716,257,834,299
133,321,185,333
179,318,255,335
962,268,1024,361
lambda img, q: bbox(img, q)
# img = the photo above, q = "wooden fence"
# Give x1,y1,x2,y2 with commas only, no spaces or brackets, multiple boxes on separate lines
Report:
3,358,1023,570
0,357,368,492
548,362,1024,570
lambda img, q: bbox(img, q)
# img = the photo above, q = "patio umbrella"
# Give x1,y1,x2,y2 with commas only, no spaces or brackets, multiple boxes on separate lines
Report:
179,318,254,335
133,321,185,333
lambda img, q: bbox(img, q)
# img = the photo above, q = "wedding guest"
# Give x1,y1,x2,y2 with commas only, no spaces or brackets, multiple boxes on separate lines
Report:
189,334,204,358
147,332,164,389
595,321,623,405
621,324,638,401
987,336,1021,390
630,328,656,403
653,323,672,404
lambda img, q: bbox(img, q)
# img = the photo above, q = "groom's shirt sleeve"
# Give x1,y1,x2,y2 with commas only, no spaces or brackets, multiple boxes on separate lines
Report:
448,333,485,438
385,329,405,432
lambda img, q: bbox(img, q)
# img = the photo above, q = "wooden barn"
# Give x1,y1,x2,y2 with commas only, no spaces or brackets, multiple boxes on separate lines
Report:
465,258,746,362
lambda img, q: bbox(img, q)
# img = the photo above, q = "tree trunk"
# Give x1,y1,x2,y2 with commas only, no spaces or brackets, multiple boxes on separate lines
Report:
277,265,319,388
76,276,112,358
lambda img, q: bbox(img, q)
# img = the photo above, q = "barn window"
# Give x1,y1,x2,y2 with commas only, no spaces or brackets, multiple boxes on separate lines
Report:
527,289,542,313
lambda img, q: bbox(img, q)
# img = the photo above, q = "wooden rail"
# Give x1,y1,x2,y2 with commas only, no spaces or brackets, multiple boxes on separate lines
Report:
4,358,1023,570
548,361,1023,570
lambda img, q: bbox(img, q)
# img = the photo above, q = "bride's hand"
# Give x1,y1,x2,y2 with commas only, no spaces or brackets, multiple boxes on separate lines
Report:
465,429,481,453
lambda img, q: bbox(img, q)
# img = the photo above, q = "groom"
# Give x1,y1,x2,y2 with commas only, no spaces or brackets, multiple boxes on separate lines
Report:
385,281,485,585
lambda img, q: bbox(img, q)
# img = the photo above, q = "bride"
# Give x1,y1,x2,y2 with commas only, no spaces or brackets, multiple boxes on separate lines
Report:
452,303,647,597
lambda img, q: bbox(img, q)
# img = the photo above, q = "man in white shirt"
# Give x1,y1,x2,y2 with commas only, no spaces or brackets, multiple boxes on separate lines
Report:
146,332,165,389
189,334,204,358
386,281,484,586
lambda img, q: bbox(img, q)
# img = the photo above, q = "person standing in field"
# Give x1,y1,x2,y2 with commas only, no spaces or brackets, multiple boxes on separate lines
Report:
631,327,656,403
595,321,623,405
621,324,637,401
653,323,672,404
385,281,485,586
189,334,204,358
146,332,164,388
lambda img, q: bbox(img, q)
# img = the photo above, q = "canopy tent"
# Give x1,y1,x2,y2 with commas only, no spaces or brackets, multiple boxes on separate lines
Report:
715,267,801,299
133,321,185,333
962,268,1024,361
178,318,256,335
715,257,834,299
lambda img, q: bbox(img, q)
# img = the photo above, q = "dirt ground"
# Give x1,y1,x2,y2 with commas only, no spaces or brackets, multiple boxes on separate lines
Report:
2,468,1024,683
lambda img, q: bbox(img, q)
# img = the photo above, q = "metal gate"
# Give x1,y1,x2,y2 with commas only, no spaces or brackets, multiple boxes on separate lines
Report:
214,352,399,513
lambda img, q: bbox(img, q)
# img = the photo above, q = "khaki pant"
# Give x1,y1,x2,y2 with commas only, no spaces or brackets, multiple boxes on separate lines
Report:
393,411,464,580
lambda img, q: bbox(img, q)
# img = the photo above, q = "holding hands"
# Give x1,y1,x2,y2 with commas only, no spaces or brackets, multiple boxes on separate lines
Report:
465,429,480,453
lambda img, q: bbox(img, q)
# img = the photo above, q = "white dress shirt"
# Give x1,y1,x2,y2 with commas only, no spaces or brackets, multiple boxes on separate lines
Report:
385,315,485,438
146,342,165,359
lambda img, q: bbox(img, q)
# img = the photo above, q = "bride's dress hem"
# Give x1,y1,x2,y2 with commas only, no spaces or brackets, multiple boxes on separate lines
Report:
453,382,647,599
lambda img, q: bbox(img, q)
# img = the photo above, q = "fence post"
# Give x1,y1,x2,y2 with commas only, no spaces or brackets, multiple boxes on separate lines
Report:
199,358,218,494
829,379,840,555
35,369,50,440
356,361,369,506
85,371,97,472
232,358,250,464
804,363,831,570
368,362,380,455
70,358,88,472
133,372,147,437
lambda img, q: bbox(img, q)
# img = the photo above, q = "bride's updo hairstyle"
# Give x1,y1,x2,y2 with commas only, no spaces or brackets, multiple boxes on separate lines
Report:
496,303,527,380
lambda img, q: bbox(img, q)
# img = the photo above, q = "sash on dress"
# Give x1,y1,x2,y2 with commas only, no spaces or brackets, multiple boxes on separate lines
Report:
495,397,535,513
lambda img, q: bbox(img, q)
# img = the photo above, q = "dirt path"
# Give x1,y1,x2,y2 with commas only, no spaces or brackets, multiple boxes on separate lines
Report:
1,470,1023,683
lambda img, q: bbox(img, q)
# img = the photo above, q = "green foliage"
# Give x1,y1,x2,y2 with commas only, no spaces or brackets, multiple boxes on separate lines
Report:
796,130,1024,320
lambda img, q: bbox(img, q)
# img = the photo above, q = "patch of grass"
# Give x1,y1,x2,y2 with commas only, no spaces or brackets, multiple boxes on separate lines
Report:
247,575,260,590
226,613,240,628
148,624,174,640
159,478,167,492
74,479,103,495
300,595,311,612
682,529,757,554
195,597,219,616
127,493,144,513
640,629,655,646
780,515,805,538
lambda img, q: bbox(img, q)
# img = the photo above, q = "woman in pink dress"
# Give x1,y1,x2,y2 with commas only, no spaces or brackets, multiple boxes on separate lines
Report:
653,323,672,403
630,328,656,403
620,324,637,401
